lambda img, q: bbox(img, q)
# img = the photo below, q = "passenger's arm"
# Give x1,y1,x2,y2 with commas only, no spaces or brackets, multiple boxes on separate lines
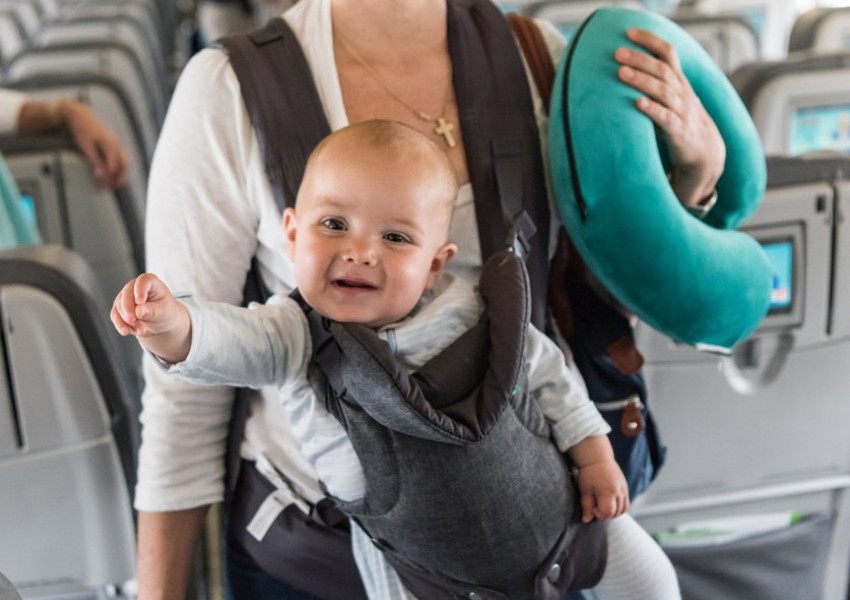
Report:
137,508,208,600
17,99,128,190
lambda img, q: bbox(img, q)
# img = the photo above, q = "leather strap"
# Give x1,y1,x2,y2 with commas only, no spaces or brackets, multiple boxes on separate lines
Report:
506,13,555,114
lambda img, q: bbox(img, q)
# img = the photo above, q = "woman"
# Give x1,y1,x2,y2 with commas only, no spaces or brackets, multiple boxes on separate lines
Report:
135,1,725,599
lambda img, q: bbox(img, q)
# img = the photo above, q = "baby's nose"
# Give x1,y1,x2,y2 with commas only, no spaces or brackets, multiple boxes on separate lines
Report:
342,241,377,266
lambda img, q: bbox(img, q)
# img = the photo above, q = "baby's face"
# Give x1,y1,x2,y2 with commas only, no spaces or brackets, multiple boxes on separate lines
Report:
284,146,456,328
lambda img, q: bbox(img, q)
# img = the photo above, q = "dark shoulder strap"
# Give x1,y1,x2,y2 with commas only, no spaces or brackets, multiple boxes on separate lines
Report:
447,0,550,329
215,18,331,211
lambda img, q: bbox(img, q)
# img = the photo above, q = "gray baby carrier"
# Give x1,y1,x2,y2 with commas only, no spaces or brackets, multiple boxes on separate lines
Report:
297,247,607,600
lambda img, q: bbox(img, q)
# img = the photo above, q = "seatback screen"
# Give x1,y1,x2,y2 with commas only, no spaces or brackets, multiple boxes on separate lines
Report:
790,104,850,155
19,195,36,229
762,238,793,313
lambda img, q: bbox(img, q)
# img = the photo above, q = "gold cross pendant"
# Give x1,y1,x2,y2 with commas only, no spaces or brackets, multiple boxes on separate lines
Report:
434,117,457,148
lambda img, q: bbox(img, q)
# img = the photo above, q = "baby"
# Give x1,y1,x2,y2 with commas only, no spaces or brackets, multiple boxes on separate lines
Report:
112,120,678,600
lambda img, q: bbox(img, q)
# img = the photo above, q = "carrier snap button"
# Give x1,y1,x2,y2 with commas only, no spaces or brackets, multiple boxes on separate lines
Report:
370,537,390,551
547,563,561,583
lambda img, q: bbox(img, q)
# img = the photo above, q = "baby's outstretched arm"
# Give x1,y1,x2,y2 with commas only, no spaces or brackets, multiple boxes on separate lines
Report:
567,435,629,523
110,274,192,364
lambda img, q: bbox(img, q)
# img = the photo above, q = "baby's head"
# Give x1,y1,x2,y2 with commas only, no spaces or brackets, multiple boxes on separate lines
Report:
284,120,459,328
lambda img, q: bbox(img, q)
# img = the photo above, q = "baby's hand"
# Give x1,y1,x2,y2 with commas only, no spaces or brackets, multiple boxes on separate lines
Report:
576,459,630,523
110,274,191,363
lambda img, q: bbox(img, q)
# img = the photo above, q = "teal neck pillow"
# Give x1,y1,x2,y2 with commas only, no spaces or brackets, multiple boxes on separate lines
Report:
548,7,772,351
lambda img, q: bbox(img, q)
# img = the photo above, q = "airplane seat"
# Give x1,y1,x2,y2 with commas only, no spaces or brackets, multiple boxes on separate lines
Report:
675,0,808,59
58,1,168,59
31,0,59,20
730,51,850,156
5,43,163,155
0,9,26,71
524,0,644,41
68,0,183,74
35,0,173,113
0,133,144,397
789,7,850,54
631,154,850,600
671,12,760,73
0,244,138,598
29,16,169,120
0,0,40,40
0,571,23,600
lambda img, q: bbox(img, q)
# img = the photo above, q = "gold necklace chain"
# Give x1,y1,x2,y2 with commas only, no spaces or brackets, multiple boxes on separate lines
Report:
338,34,457,149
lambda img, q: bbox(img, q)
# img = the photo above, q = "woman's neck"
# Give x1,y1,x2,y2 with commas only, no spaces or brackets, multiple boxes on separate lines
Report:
331,0,448,63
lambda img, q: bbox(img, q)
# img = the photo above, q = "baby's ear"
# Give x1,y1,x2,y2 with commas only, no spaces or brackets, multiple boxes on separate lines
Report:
282,208,297,258
426,242,458,288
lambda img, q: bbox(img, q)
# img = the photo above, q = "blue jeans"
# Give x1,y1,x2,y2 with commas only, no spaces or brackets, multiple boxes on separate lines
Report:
224,541,326,600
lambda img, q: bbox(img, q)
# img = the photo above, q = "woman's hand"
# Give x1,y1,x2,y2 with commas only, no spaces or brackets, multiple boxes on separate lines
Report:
615,28,726,208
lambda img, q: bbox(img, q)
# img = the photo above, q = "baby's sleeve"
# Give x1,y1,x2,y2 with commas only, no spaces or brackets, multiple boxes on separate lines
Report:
525,325,611,452
166,294,311,390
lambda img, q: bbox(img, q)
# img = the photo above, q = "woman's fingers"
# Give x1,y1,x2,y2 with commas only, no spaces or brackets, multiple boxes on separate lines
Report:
615,27,726,204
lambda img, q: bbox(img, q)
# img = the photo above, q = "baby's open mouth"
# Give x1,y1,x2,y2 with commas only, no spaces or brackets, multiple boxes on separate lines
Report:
333,278,377,290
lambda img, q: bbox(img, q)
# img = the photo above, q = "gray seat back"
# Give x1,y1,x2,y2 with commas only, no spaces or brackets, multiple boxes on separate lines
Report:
524,0,643,41
0,9,26,70
676,0,802,59
0,244,137,595
0,0,39,39
6,42,161,156
632,155,850,600
673,12,760,73
31,17,168,120
731,51,850,155
0,134,145,399
789,7,850,54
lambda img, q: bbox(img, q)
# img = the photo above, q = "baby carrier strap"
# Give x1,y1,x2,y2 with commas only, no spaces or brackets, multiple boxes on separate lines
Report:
448,0,551,327
307,249,529,444
214,18,331,211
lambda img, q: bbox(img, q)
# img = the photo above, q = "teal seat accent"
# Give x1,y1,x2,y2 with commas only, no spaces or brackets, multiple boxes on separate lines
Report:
549,7,772,350
0,156,41,251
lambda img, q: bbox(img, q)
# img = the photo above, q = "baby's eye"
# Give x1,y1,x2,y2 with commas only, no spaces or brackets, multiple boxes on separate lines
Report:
321,218,346,231
384,232,411,244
